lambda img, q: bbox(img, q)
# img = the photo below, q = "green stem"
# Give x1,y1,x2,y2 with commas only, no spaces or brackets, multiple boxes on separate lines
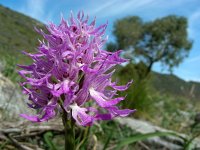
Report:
76,126,90,150
62,111,75,150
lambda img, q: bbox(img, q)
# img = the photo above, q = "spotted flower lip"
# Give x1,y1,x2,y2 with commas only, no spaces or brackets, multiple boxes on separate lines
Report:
19,11,135,126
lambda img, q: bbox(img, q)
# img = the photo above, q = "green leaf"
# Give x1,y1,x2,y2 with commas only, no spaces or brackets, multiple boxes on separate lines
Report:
43,131,57,150
103,130,113,150
116,131,182,150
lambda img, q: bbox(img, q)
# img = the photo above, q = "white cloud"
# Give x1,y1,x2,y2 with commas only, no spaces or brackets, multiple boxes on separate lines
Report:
188,9,200,38
190,10,200,22
90,0,117,15
186,55,200,63
88,0,156,18
19,0,47,22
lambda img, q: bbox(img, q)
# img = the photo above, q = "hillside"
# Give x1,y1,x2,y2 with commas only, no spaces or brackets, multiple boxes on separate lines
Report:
149,72,200,100
0,5,44,64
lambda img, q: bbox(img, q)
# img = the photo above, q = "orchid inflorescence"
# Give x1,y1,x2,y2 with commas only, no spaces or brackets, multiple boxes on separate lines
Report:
18,11,135,126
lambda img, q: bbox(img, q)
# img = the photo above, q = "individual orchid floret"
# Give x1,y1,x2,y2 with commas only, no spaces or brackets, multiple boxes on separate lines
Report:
19,11,135,126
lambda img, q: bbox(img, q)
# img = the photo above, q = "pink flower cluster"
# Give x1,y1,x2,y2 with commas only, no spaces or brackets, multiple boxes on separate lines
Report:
19,11,135,126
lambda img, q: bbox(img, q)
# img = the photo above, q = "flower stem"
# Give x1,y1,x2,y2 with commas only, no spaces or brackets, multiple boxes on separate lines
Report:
62,110,75,150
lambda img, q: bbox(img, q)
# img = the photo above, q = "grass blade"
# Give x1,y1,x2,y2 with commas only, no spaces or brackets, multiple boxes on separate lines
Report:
116,131,182,150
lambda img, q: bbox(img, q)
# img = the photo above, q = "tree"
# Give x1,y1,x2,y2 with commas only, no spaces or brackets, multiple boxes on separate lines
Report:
107,15,192,75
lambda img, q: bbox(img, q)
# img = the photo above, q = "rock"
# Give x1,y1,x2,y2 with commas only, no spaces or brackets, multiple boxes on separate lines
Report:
0,73,29,121
115,117,200,149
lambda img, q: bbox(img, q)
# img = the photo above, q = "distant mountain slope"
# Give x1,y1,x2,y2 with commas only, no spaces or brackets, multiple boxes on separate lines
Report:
0,5,44,63
149,72,200,100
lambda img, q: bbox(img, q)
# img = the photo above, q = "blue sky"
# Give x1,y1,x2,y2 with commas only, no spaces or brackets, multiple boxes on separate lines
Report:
0,0,200,82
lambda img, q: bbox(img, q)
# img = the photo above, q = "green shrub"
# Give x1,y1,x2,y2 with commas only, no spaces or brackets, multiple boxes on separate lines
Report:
115,63,152,117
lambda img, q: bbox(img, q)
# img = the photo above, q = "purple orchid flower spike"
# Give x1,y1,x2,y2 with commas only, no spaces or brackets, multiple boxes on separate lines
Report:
19,11,135,127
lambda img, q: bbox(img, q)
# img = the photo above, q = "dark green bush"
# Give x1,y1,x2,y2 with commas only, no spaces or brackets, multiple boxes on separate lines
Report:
115,63,152,117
